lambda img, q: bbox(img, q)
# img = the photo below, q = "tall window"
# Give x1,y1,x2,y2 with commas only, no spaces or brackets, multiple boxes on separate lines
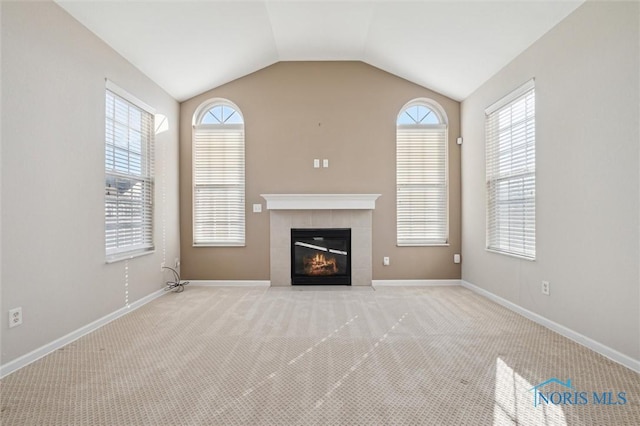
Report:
193,99,245,246
105,81,155,259
485,79,536,259
396,99,448,246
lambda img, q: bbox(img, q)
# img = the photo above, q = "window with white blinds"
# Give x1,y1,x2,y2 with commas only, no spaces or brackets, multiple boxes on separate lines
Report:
193,101,245,246
396,100,448,246
104,81,155,259
485,79,535,259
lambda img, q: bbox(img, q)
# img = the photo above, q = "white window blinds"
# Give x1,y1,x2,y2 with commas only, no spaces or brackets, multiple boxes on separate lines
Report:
485,79,536,259
105,83,155,258
193,102,245,246
397,120,448,246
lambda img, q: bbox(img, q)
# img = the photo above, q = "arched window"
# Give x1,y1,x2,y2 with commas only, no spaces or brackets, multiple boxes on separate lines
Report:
396,99,448,246
193,99,245,246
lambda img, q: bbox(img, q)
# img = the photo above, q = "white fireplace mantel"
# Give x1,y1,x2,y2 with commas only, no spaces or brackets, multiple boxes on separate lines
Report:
261,194,381,210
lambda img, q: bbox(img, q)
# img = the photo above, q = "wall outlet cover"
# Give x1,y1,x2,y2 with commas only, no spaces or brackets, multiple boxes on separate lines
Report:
9,307,23,328
542,280,550,296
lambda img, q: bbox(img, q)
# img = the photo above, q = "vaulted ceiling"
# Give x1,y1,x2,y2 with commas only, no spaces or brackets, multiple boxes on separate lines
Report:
56,1,584,102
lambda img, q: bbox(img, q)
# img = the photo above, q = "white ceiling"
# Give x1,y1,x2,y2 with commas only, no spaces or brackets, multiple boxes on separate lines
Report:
56,0,584,102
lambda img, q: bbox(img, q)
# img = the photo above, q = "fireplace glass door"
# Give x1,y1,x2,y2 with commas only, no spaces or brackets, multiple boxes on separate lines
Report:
291,228,351,285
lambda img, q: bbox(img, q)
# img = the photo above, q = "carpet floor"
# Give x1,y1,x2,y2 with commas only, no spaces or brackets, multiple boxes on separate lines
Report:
1,285,638,425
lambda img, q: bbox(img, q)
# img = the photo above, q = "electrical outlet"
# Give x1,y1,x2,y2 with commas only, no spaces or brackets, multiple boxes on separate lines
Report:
9,307,22,328
161,262,166,271
542,280,550,296
383,256,390,266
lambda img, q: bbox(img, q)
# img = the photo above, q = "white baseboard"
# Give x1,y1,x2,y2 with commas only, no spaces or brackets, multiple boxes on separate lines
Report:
373,279,461,287
0,288,166,379
460,280,640,373
188,280,271,287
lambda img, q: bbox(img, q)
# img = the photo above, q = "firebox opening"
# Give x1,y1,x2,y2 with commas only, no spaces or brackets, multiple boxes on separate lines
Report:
291,228,351,285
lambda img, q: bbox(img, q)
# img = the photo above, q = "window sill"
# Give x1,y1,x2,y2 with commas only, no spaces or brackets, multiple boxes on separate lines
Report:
106,249,155,264
397,243,450,247
193,243,246,248
486,248,535,261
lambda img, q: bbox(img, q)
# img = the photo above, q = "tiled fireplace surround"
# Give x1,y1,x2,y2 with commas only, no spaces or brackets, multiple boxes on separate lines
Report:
261,194,380,286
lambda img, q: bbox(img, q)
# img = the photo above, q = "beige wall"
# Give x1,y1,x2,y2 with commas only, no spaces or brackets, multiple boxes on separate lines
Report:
180,62,461,281
1,1,180,365
461,1,639,360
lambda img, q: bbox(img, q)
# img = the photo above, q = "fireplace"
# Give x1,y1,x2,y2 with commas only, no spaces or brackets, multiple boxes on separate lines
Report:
291,228,351,285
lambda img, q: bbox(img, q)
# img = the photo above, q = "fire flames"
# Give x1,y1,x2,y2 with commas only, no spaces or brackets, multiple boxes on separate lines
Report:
303,253,338,276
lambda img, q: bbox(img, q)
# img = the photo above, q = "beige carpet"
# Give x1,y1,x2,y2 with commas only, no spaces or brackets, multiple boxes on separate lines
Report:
1,285,638,425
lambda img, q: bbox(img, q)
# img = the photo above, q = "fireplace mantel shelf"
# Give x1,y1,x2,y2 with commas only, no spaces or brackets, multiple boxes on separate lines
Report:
261,194,381,210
